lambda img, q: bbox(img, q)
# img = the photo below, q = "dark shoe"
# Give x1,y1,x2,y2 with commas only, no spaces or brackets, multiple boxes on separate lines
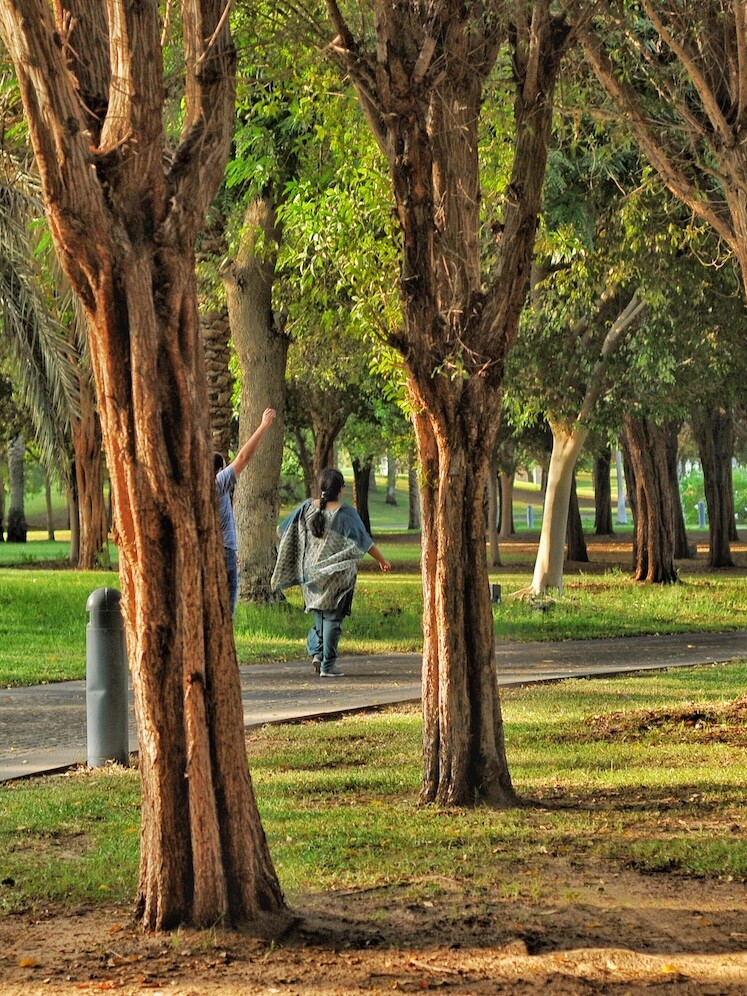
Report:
320,664,345,677
312,657,322,674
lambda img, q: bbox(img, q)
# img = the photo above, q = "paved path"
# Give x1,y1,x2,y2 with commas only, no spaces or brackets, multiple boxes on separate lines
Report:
1,630,745,782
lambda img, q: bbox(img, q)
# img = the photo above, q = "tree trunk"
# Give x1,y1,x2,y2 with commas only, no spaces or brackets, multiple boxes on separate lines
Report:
222,196,288,604
593,448,614,534
44,469,55,541
565,471,589,563
623,417,678,583
386,452,398,505
106,253,283,930
486,457,501,567
614,449,629,525
200,306,235,460
498,472,515,538
352,456,373,534
311,421,339,486
71,378,109,569
691,406,735,568
0,460,5,540
329,2,567,805
0,0,284,929
621,442,637,537
664,420,691,560
416,409,515,806
530,425,587,594
294,427,314,498
66,474,80,566
7,433,27,543
407,453,421,531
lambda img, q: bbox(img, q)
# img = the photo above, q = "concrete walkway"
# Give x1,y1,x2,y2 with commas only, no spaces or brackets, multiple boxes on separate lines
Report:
1,630,745,782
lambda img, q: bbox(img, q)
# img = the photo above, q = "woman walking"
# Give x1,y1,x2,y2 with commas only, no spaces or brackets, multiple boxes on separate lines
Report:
272,468,391,676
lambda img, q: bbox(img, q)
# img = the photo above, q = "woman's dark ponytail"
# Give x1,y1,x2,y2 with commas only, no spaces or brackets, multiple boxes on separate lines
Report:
310,468,345,538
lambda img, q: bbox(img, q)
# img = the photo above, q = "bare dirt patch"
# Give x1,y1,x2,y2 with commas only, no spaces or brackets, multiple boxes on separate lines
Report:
582,699,747,745
1,855,746,994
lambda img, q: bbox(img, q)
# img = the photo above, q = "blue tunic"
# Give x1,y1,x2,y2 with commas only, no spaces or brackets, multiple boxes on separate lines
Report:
215,465,237,550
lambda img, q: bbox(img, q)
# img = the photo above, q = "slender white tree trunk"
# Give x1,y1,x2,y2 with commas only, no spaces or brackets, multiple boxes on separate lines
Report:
530,425,587,595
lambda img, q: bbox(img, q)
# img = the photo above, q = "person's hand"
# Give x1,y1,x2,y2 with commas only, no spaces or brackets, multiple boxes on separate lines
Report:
379,559,392,572
261,408,276,427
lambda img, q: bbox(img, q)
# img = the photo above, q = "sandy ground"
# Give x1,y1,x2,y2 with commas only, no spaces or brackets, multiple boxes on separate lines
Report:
2,855,747,994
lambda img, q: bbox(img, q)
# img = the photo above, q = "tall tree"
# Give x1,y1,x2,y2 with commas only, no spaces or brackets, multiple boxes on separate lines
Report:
578,4,747,302
6,431,25,541
523,290,642,594
0,1,283,928
592,446,614,535
622,415,679,583
325,2,572,805
664,420,691,561
565,469,588,563
222,196,288,603
691,406,737,568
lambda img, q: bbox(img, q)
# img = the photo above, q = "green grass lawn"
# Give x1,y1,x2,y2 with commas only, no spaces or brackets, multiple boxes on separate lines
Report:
2,661,746,915
1,471,742,686
1,564,745,686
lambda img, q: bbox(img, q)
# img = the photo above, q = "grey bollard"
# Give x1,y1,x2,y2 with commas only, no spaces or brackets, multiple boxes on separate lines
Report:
526,504,534,528
697,501,707,528
86,587,129,768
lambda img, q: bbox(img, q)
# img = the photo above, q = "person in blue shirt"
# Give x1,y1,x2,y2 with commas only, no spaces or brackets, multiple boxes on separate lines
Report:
272,467,391,676
214,408,276,615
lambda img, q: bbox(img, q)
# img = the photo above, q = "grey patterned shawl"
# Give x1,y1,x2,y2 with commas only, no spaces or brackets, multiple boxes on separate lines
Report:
271,500,373,611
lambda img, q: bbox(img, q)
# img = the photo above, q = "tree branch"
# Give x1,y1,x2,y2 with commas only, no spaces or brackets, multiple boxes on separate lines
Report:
642,1,733,149
735,1,747,126
576,291,645,426
0,0,110,302
577,19,737,249
168,0,237,234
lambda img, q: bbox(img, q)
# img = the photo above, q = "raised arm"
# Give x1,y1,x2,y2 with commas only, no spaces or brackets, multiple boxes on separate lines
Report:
229,408,276,478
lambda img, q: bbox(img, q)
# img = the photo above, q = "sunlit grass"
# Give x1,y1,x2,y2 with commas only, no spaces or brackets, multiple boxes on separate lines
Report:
2,563,745,684
3,662,747,914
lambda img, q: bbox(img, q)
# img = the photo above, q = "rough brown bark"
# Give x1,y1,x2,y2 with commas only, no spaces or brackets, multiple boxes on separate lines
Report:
498,472,516,538
623,417,678,583
71,378,109,569
222,196,288,604
593,448,614,535
386,453,398,506
486,458,501,568
352,456,373,534
407,452,421,531
691,407,736,568
565,472,588,563
0,0,283,930
328,3,569,805
664,420,691,560
200,306,235,459
66,473,80,565
44,469,55,541
7,433,26,543
197,212,235,460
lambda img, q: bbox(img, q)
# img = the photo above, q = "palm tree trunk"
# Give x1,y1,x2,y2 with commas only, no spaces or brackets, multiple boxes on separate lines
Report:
7,433,27,543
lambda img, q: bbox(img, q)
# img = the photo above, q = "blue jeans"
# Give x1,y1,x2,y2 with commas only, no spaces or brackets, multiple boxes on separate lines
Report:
306,605,347,673
224,546,238,617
